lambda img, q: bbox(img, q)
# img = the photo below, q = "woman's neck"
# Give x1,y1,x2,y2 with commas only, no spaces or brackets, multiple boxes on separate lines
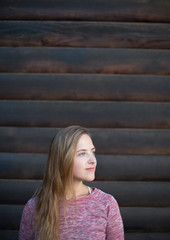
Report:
66,182,89,200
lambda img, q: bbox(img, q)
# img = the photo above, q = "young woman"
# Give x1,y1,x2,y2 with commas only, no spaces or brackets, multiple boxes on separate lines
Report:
19,126,124,240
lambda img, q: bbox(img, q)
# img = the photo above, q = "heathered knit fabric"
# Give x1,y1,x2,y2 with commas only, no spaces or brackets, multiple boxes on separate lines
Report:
19,188,124,240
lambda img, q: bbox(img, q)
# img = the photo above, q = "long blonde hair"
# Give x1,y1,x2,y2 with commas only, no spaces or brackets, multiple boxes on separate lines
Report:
34,126,89,240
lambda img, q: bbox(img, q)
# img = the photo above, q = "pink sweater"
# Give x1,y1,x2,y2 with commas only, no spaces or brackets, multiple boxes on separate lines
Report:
19,188,124,240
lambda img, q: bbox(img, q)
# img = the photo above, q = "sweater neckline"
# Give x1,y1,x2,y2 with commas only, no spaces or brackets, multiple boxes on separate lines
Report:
64,187,97,203
75,187,96,202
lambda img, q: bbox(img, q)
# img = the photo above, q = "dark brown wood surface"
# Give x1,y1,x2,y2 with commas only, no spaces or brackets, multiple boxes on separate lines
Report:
1,0,170,238
1,101,170,128
122,207,170,231
0,21,170,49
125,233,170,240
1,127,170,155
1,180,170,207
1,74,170,102
0,47,170,75
1,153,170,181
0,0,170,22
0,205,23,229
91,181,170,207
0,230,18,240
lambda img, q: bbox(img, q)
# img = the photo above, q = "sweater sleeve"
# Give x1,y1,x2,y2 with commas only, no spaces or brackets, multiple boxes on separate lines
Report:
106,196,124,240
19,199,35,240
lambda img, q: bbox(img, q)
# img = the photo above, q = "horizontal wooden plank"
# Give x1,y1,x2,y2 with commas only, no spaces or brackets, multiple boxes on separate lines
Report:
125,233,170,240
91,182,170,207
0,0,170,22
96,155,170,181
0,47,170,75
0,230,18,240
122,207,170,232
1,153,170,181
1,101,170,128
0,153,46,180
1,127,170,155
0,21,170,49
92,129,170,155
1,74,170,102
1,180,170,207
0,205,23,230
0,180,41,205
1,205,170,232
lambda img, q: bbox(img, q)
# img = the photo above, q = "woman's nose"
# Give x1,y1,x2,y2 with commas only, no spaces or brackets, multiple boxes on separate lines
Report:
88,153,96,163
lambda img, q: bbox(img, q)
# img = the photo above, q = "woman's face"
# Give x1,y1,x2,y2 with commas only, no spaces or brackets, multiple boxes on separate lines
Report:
73,134,97,184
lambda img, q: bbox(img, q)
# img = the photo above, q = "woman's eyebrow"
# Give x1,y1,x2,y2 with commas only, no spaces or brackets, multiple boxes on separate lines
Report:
76,149,87,153
76,147,95,153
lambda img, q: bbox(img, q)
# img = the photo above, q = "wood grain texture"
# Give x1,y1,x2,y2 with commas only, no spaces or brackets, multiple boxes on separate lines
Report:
0,205,23,230
1,153,170,181
0,180,41,205
1,21,170,49
0,0,170,239
0,47,170,75
0,153,46,180
0,0,170,22
1,205,170,232
122,207,170,232
91,181,170,207
0,230,18,240
125,233,170,240
1,100,170,128
1,180,170,207
1,127,170,155
1,74,170,102
96,155,170,181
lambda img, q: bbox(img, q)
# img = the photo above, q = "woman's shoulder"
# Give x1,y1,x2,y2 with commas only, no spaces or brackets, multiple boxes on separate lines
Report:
24,197,37,211
92,188,118,206
20,197,37,224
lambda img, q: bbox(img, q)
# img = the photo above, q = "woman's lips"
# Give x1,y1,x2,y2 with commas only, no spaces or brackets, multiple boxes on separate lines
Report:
86,167,95,171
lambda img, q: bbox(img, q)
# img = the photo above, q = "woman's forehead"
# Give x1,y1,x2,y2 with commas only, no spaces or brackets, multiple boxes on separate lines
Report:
76,134,95,150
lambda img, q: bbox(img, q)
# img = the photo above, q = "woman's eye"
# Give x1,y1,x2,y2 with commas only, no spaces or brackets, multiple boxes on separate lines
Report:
79,152,85,157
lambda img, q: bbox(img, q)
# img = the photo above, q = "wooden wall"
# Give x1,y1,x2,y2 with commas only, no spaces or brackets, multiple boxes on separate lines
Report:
0,0,170,239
